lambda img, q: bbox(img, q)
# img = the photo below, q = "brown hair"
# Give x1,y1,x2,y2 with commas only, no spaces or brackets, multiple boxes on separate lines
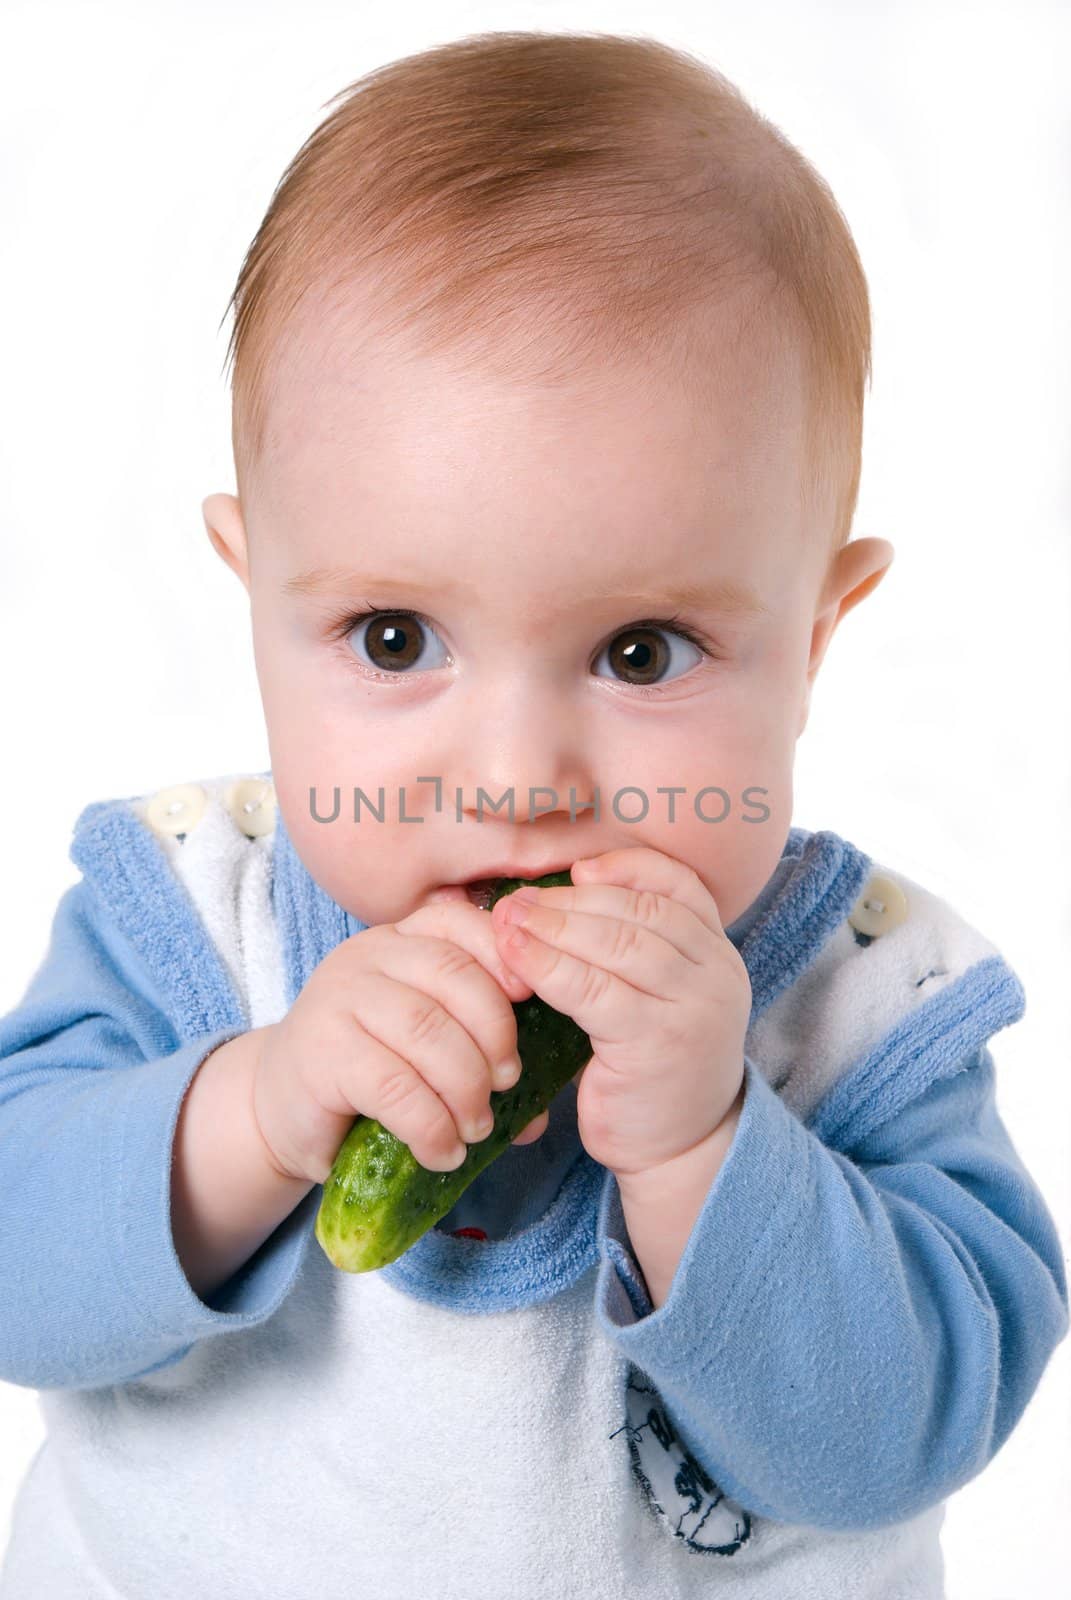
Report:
220,30,871,559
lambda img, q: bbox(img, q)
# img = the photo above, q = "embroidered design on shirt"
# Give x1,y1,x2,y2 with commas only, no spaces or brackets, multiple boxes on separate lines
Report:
613,1372,752,1555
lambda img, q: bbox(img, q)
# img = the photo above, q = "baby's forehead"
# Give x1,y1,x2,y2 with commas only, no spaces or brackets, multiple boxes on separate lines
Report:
247,350,814,635
252,314,818,602
256,279,807,484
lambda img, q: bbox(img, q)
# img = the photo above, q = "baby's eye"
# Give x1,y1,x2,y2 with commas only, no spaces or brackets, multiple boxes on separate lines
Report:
592,623,707,688
344,609,450,674
334,607,715,687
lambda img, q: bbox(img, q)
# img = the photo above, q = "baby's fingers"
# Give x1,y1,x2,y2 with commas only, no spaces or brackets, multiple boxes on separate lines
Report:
512,1109,549,1146
397,900,534,1002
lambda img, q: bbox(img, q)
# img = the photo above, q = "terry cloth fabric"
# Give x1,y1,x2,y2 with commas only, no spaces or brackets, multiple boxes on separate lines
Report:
0,772,1066,1600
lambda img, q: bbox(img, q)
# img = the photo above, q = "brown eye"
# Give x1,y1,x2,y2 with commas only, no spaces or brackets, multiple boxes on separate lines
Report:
597,625,704,687
345,610,449,674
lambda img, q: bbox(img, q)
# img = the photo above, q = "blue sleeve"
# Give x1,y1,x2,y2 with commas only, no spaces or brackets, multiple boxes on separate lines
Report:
0,877,319,1393
594,1047,1069,1531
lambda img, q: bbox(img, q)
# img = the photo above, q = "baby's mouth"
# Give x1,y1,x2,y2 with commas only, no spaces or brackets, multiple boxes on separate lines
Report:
462,878,499,910
424,878,500,910
427,861,575,912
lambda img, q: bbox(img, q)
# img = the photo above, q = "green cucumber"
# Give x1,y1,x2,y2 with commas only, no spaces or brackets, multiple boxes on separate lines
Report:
315,871,590,1272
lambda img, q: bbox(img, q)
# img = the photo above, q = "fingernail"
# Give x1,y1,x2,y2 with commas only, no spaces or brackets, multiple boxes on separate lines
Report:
493,1057,521,1089
464,1110,495,1142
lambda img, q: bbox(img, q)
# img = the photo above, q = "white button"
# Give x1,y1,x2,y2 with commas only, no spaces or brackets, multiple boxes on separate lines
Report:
225,776,277,838
848,874,909,938
145,782,207,838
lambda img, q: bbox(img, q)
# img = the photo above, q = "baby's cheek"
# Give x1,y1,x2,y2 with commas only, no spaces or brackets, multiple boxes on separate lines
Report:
677,787,794,929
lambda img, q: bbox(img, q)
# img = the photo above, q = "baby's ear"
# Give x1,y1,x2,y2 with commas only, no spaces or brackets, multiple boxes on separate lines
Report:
202,493,251,591
800,537,895,728
809,536,895,670
828,537,895,625
832,531,896,617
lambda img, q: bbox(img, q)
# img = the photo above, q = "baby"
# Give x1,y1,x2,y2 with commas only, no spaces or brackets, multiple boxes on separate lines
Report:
0,29,1066,1600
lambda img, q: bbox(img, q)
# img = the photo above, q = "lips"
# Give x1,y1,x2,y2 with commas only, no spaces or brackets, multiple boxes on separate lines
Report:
426,862,577,911
462,878,499,909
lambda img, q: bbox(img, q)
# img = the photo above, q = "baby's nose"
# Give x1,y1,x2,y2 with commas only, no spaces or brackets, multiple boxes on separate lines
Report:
453,693,594,822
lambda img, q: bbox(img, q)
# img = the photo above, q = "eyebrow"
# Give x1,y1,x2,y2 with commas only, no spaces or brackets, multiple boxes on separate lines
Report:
283,567,770,620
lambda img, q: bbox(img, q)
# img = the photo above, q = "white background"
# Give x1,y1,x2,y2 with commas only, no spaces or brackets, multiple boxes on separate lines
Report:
1,1,1068,1595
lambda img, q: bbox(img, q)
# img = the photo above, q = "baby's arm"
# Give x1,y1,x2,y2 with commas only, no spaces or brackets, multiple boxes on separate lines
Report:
0,878,319,1391
170,1027,315,1300
595,1046,1069,1530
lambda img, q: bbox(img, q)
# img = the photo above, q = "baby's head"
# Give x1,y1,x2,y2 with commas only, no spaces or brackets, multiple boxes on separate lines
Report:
204,31,893,931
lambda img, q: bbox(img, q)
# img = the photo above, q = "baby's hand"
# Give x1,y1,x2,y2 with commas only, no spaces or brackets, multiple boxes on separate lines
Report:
250,902,545,1185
